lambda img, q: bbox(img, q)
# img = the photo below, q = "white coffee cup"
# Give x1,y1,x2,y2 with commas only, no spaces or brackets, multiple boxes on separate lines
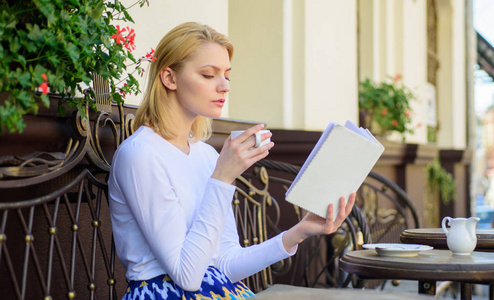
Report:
231,130,271,148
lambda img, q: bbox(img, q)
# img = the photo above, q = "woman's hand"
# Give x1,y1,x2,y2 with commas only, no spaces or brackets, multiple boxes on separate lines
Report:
212,124,273,184
282,193,356,251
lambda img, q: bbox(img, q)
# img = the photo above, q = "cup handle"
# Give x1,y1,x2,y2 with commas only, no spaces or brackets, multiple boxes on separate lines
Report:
441,216,451,235
254,132,261,148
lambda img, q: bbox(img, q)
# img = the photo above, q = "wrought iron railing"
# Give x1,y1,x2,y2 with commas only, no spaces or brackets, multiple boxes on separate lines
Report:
0,98,135,299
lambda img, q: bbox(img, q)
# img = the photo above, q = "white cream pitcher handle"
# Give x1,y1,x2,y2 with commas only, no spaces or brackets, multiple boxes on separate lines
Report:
442,216,452,236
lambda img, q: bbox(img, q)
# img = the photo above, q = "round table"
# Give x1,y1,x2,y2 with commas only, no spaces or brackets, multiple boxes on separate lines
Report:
340,249,494,300
400,228,494,250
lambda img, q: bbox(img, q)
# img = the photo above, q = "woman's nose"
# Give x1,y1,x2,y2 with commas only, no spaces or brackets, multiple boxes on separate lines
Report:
218,78,230,93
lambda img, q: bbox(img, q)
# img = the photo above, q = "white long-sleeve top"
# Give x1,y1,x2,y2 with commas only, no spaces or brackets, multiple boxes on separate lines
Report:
109,126,296,291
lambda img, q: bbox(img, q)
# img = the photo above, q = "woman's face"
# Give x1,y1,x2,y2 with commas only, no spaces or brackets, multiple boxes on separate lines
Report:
173,42,231,120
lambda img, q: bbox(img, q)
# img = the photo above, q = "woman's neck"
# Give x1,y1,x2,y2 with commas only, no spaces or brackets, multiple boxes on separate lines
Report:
167,133,191,154
166,113,195,155
163,93,197,154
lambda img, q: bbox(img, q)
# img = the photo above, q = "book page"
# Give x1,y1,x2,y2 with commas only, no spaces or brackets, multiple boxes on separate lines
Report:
344,120,376,142
289,121,336,189
285,121,385,220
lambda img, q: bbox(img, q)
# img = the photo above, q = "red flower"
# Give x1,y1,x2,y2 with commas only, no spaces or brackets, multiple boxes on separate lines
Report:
111,25,127,45
39,82,49,94
112,26,136,52
145,48,156,62
119,83,128,98
124,42,136,52
39,73,49,94
124,28,136,52
381,108,388,116
417,122,422,128
392,120,398,127
126,28,135,43
405,109,411,117
393,74,401,82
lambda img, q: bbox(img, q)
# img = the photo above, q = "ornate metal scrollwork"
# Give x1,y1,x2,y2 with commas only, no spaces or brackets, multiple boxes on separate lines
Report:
0,101,135,187
356,172,420,244
232,167,275,293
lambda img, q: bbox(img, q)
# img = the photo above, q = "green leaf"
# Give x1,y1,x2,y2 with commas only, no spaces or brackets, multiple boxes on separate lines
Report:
51,76,66,91
10,37,20,53
89,1,105,20
48,55,60,66
112,92,123,104
40,93,50,107
17,71,31,87
17,55,27,67
65,43,80,62
26,24,44,42
66,0,80,8
21,39,38,53
33,0,57,25
16,90,35,109
16,118,26,133
82,73,92,84
1,10,17,29
33,65,49,82
44,33,57,47
123,9,135,23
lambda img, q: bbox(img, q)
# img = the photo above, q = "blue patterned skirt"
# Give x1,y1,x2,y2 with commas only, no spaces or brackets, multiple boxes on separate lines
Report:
123,266,255,300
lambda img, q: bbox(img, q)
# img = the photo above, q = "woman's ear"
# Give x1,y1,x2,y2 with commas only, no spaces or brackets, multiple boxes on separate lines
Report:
160,67,177,90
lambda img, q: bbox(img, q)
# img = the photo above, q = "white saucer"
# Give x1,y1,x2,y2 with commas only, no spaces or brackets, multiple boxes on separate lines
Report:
362,243,433,257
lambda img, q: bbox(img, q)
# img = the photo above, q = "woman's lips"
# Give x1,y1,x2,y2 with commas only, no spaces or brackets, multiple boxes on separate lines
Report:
213,99,225,107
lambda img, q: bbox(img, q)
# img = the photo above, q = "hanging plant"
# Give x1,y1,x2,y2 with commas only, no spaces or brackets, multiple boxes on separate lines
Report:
358,74,415,139
0,0,154,134
426,158,456,205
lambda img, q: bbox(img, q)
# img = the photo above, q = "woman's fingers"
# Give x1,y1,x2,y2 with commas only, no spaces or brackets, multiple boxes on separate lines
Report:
328,194,356,229
230,124,264,145
214,125,275,184
346,193,356,214
230,124,272,151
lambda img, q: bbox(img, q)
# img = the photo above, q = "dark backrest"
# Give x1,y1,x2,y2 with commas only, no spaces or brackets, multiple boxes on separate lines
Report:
357,172,421,243
232,172,275,292
0,97,132,299
0,170,125,300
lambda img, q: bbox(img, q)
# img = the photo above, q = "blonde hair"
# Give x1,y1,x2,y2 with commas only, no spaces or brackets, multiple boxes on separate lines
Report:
134,22,234,142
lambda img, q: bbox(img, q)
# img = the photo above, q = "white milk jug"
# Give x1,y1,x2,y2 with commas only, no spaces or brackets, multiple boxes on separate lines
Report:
441,216,480,255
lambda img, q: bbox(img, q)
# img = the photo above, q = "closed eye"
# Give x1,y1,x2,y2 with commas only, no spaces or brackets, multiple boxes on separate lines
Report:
202,74,214,79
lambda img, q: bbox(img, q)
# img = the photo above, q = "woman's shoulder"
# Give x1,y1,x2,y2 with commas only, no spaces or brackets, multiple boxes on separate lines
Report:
116,126,164,158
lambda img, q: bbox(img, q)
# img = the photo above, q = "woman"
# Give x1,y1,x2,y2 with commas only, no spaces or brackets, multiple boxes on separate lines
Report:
109,22,356,300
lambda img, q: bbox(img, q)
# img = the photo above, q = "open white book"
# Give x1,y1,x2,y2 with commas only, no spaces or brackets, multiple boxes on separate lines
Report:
285,120,385,220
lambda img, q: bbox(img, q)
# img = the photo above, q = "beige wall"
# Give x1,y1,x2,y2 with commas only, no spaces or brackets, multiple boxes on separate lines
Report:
402,0,428,144
451,0,467,149
304,0,358,130
228,0,284,127
436,0,467,149
228,0,358,131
